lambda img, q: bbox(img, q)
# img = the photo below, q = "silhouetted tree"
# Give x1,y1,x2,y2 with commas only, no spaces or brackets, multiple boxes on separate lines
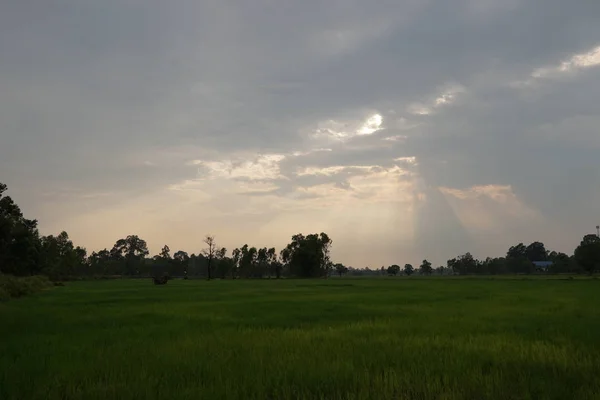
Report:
526,241,547,262
387,265,400,276
335,263,349,277
574,234,600,275
283,233,332,278
201,235,217,280
111,235,149,275
419,259,433,275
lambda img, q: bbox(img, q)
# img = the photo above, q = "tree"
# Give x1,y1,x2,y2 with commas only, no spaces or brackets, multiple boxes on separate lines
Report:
266,247,277,278
201,235,217,280
506,243,534,274
419,259,433,275
283,233,333,278
159,245,171,260
0,183,42,276
548,251,571,273
239,244,257,278
173,250,190,276
387,264,400,276
39,231,86,280
404,264,414,276
507,243,527,259
111,235,149,275
257,247,268,279
525,242,547,262
335,263,349,277
448,252,478,275
231,248,241,279
215,247,230,279
574,234,600,275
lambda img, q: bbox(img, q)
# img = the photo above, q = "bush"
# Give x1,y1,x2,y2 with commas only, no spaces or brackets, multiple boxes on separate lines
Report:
0,274,53,300
153,275,169,285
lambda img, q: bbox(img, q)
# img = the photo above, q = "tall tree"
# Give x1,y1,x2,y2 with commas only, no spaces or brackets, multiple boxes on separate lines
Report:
231,248,241,279
448,253,479,275
239,245,257,278
419,259,433,275
387,264,400,276
215,247,229,278
173,250,190,276
266,247,277,278
507,243,527,259
0,183,41,276
201,235,217,280
574,234,600,275
257,247,268,279
40,231,84,280
525,242,547,262
404,264,414,276
283,233,332,278
111,235,149,275
159,245,171,260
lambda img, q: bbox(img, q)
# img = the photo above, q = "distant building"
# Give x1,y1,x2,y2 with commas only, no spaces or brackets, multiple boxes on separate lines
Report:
532,261,553,272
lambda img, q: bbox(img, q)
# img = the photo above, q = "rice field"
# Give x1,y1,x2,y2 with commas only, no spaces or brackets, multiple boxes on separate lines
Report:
1,277,599,399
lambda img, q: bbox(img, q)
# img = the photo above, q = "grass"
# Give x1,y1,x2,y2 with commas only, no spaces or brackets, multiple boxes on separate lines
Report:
1,278,600,399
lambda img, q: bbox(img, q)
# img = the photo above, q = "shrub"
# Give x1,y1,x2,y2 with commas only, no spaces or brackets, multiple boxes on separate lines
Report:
0,274,53,300
153,275,169,285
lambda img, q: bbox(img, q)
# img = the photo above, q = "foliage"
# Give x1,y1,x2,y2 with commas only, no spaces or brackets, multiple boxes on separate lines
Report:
386,264,400,276
152,275,169,285
0,274,52,300
574,234,600,275
335,263,349,277
419,259,433,275
282,233,332,278
3,182,600,280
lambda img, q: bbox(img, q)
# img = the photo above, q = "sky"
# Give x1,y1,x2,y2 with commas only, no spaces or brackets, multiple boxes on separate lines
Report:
1,0,600,268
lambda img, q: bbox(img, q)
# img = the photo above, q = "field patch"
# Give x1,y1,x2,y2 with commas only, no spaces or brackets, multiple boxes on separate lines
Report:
1,278,599,399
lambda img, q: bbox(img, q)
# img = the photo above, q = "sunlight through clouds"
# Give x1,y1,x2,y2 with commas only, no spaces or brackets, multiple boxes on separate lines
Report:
189,154,287,181
439,185,541,233
358,114,383,135
310,113,384,141
532,45,600,79
512,44,600,88
4,0,600,268
407,84,465,115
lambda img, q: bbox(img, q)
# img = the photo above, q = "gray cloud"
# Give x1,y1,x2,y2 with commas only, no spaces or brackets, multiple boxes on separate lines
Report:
2,0,600,266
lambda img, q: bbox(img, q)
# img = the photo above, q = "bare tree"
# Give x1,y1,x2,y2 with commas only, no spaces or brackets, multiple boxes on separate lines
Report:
201,235,217,280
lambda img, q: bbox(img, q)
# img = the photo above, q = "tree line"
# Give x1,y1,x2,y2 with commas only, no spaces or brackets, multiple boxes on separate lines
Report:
2,182,600,281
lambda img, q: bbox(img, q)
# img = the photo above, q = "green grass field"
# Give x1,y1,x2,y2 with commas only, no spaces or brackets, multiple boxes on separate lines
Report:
1,278,600,400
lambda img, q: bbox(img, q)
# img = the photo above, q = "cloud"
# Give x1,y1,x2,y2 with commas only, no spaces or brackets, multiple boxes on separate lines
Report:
2,0,600,267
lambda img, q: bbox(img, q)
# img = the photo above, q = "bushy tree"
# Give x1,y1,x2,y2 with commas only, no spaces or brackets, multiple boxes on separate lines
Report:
111,235,149,275
387,265,400,276
419,259,433,275
335,263,349,277
574,234,600,275
448,253,478,275
283,233,332,278
0,183,42,276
